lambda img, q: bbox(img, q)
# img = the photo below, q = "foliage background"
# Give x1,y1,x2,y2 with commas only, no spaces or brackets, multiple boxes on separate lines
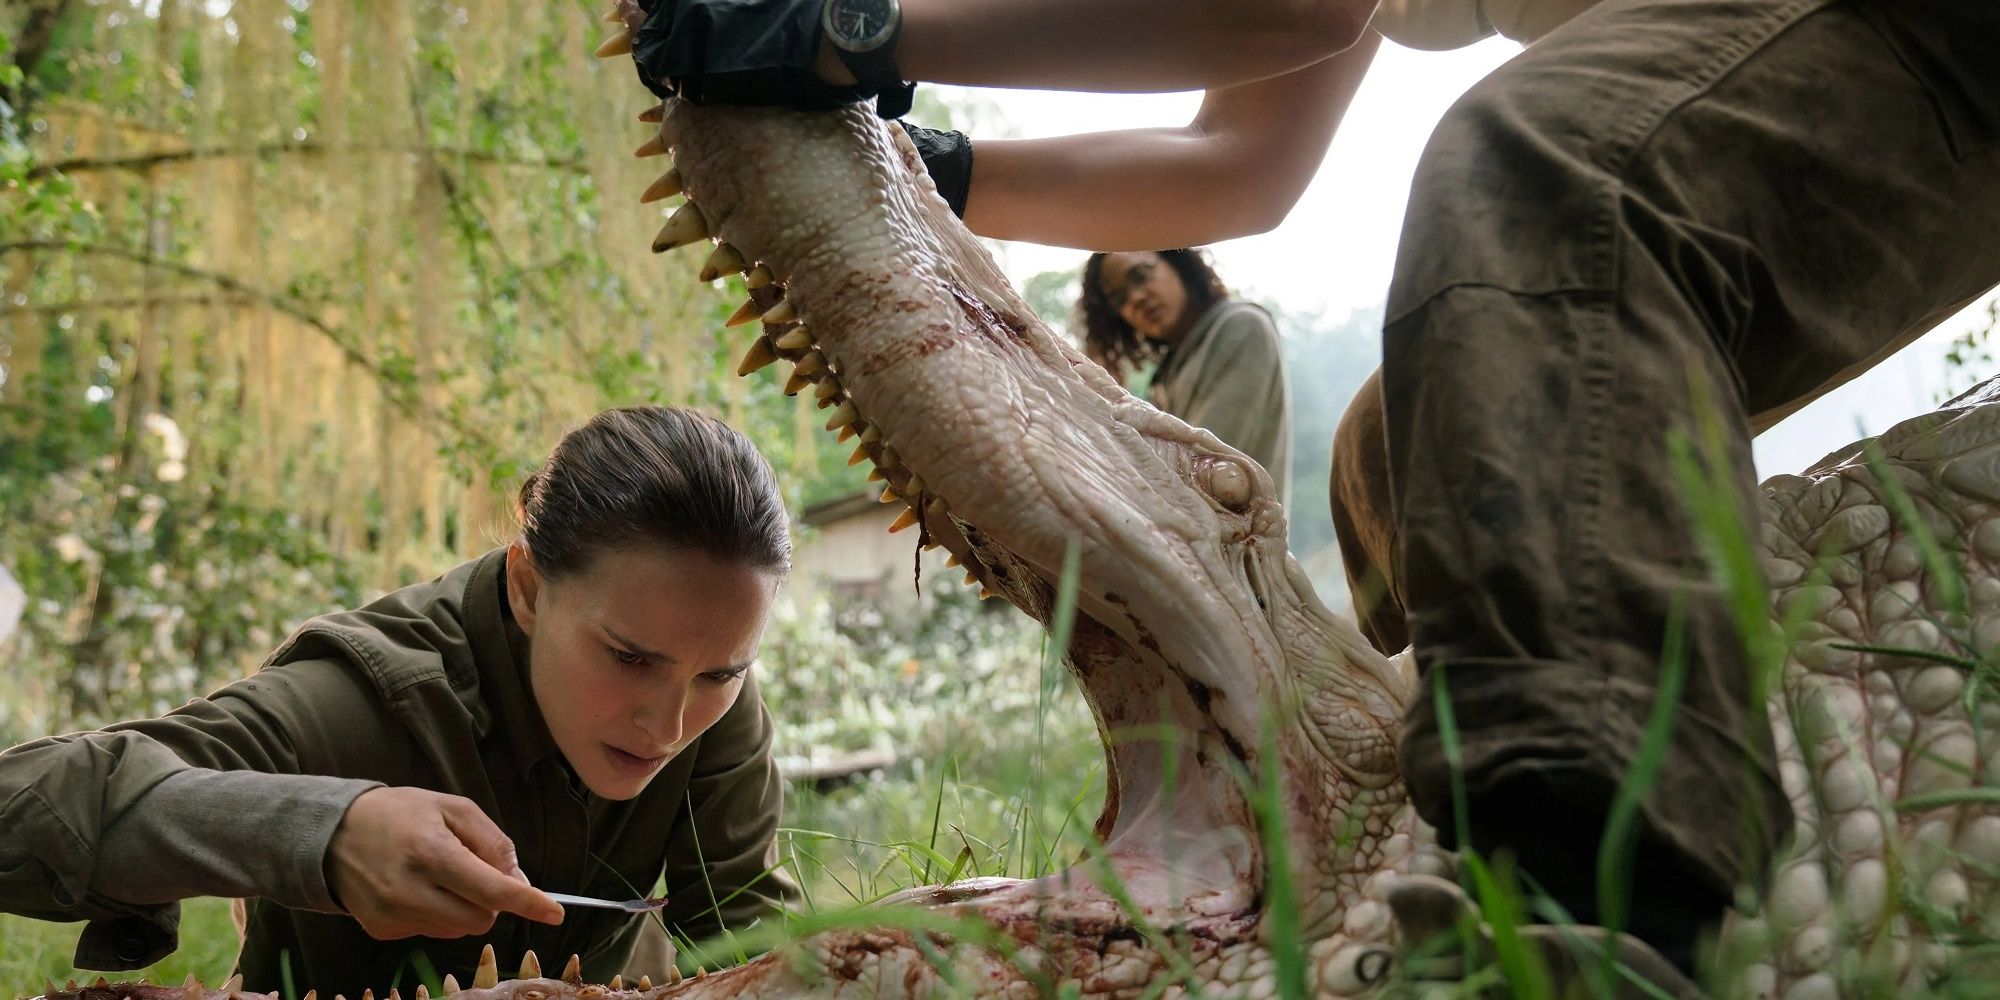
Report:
0,0,913,744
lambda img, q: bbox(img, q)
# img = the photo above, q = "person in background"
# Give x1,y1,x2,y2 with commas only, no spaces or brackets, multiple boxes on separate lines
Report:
0,406,799,996
1078,249,1293,506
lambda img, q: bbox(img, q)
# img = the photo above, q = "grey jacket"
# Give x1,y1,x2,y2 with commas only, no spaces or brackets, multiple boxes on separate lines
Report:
1147,299,1293,508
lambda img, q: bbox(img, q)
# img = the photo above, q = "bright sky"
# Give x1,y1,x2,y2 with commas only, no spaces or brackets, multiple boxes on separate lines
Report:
933,39,2000,483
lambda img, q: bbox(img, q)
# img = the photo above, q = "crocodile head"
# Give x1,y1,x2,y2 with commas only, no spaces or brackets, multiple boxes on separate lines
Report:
642,97,1438,993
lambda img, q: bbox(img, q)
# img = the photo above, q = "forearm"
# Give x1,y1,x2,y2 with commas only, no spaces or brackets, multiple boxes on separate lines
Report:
961,36,1379,250
93,768,380,911
893,0,1376,92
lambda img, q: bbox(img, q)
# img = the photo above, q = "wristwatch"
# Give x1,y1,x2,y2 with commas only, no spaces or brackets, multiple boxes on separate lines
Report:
821,0,915,118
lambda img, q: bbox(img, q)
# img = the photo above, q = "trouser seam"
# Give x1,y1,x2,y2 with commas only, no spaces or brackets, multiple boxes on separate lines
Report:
1571,0,1833,650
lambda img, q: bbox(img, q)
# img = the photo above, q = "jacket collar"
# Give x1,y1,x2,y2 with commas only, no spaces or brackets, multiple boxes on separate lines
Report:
463,548,565,781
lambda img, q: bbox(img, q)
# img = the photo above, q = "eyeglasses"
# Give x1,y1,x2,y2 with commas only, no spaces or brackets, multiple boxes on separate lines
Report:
1102,260,1158,311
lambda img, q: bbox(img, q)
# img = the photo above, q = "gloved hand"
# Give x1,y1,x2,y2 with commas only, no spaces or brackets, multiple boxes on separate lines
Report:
897,122,973,218
630,0,907,114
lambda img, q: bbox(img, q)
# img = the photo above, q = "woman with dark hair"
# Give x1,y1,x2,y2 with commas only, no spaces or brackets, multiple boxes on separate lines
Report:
0,406,797,995
1079,249,1292,504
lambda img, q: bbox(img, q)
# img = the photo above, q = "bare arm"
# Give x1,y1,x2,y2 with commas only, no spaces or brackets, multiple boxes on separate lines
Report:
889,0,1377,92
956,33,1381,250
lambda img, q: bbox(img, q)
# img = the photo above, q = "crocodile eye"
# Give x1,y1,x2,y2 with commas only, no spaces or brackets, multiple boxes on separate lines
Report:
1202,458,1252,511
1355,949,1391,984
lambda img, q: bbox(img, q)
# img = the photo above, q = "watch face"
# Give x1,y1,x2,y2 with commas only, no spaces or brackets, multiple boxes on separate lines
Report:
825,0,898,53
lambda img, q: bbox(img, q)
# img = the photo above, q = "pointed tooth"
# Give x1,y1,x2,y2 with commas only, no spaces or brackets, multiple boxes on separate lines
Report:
927,497,948,518
651,203,708,252
879,486,901,504
945,553,962,568
848,443,871,466
667,968,683,985
388,990,401,1000
609,976,623,991
361,989,373,1000
639,976,655,990
860,425,882,444
640,168,683,204
475,944,499,988
416,988,430,1000
794,350,828,377
745,264,775,289
637,104,665,123
905,474,926,494
980,588,995,600
736,336,780,377
442,977,461,994
825,401,859,431
880,446,901,468
837,423,859,442
700,242,747,282
725,298,765,327
66,981,79,992
224,975,244,996
95,979,110,989
696,966,708,978
782,370,812,395
775,327,813,352
635,134,667,157
814,376,843,401
184,974,203,1000
867,467,886,483
520,949,542,980
304,993,317,1000
762,298,797,325
889,508,921,533
563,954,582,984
965,571,980,586
595,28,633,57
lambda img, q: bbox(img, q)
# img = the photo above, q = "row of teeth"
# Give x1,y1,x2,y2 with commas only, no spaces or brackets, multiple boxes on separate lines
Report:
596,16,995,598
52,946,699,1000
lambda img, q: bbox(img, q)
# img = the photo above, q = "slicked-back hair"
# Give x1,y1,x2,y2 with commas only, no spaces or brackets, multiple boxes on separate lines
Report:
1076,249,1230,385
516,406,791,578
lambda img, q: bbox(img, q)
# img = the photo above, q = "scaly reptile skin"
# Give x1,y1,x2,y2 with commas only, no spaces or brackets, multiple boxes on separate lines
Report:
28,17,2000,999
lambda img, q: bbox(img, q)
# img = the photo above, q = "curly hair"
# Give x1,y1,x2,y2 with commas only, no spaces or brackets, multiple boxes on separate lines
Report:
1076,249,1230,385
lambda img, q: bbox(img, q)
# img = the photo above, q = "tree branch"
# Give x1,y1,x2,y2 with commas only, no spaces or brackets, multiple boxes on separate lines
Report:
4,0,73,115
27,140,587,179
0,240,496,453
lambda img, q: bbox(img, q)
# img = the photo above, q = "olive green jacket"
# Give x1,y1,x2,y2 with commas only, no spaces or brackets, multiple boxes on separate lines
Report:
0,548,793,995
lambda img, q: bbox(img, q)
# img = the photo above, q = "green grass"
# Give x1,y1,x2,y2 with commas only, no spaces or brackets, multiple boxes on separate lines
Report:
0,897,241,992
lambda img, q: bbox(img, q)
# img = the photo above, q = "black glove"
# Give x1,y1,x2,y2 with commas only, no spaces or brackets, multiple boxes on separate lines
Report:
897,122,973,218
632,0,906,114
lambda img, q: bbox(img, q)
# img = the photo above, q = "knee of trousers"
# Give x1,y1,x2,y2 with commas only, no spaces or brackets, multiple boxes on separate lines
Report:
1388,56,1622,322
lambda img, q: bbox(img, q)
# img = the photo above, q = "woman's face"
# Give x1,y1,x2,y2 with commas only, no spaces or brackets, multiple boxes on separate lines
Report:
507,541,779,801
1098,251,1191,342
